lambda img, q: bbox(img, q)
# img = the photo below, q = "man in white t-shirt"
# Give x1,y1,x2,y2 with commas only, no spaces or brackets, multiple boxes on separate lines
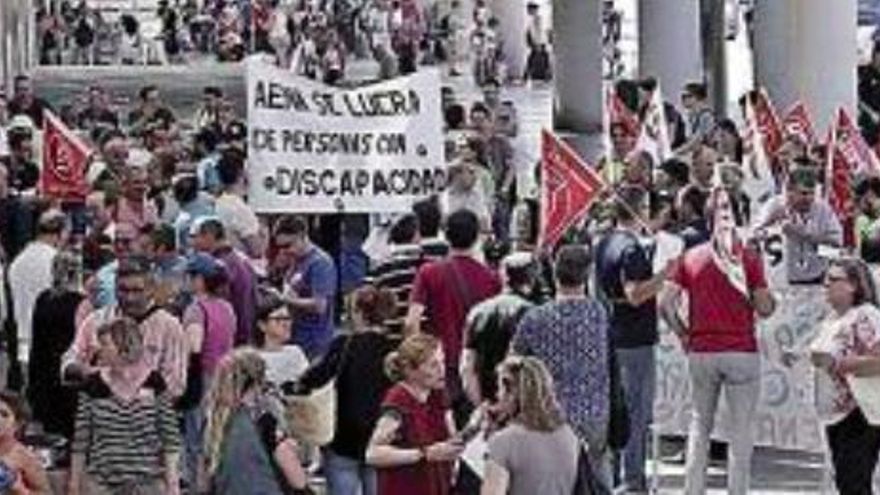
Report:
9,210,66,369
214,149,264,259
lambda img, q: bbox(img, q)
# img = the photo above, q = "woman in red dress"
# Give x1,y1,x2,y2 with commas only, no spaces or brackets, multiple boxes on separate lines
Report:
366,334,462,495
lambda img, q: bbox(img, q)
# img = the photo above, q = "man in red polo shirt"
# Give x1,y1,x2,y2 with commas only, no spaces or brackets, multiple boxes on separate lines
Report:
661,187,775,495
405,209,501,404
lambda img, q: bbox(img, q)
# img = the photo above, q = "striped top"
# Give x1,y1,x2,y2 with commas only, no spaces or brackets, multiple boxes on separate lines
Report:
368,244,425,334
72,391,181,487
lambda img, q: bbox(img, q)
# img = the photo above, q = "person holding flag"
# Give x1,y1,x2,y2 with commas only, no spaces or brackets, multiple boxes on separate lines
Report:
661,186,775,495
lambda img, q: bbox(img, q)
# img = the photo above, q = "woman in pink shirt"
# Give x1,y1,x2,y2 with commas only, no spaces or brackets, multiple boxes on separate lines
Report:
179,253,236,490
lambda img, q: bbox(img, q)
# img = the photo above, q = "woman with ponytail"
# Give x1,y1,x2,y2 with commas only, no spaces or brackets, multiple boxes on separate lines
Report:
295,284,398,495
480,356,579,495
365,334,461,495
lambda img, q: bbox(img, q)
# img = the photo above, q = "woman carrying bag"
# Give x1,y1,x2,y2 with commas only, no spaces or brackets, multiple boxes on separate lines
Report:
292,285,398,495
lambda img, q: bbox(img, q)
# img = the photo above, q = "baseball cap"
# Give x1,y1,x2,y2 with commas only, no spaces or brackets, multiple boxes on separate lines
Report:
186,253,225,278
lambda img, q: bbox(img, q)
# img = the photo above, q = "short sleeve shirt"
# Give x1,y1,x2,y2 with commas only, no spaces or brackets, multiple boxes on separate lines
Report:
488,424,579,495
377,384,452,495
511,299,610,447
287,246,338,359
594,230,658,348
410,255,501,367
670,243,767,352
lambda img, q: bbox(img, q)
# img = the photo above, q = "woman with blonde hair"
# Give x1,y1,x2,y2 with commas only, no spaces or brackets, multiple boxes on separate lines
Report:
481,356,579,495
365,334,462,495
203,349,311,495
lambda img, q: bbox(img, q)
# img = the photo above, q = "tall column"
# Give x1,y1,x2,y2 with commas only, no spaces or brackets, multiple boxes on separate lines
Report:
491,0,527,82
638,0,702,100
553,0,604,160
754,0,857,131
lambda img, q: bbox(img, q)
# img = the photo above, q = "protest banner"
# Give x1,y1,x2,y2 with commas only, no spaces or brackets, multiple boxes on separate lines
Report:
246,58,445,213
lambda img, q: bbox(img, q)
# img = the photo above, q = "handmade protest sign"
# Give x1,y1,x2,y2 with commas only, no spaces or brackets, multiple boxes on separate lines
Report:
246,58,445,213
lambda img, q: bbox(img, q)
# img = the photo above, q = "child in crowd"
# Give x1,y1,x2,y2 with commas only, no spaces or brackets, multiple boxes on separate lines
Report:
69,317,182,495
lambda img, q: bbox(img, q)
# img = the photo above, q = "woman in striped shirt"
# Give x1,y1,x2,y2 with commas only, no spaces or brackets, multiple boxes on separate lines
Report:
68,317,182,495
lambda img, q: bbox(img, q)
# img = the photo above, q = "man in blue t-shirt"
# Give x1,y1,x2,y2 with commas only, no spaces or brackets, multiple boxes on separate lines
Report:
274,215,338,359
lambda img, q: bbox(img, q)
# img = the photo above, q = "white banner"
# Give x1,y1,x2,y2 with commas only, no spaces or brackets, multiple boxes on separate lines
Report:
246,58,445,213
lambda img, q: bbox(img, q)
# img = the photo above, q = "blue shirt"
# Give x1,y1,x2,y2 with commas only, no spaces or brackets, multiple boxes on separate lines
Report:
287,246,338,359
512,298,610,447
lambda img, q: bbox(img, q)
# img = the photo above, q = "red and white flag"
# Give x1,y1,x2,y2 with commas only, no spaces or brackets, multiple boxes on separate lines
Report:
745,89,783,159
742,92,776,210
782,101,817,145
826,127,857,247
41,110,91,201
635,86,672,164
540,130,607,247
606,87,641,139
833,107,880,176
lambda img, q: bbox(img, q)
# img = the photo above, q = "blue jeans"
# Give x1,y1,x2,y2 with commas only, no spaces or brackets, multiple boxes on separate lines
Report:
183,405,203,489
616,346,656,491
323,449,377,495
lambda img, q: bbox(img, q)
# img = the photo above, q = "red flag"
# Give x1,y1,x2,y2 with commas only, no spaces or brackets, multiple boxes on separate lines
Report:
606,87,641,143
834,107,880,175
41,110,91,201
540,130,607,247
782,101,816,144
827,124,857,247
751,89,783,158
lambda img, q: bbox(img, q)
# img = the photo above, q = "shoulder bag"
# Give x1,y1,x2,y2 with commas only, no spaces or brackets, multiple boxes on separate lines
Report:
284,335,353,446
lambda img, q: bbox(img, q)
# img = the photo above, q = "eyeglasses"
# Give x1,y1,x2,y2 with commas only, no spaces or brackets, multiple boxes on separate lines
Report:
267,315,292,323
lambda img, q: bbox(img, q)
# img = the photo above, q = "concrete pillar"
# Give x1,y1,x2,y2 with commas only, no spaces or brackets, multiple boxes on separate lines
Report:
638,0,702,100
553,0,603,153
491,0,527,82
753,0,857,131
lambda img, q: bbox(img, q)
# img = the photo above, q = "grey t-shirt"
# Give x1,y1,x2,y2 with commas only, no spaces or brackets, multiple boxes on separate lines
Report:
487,423,579,495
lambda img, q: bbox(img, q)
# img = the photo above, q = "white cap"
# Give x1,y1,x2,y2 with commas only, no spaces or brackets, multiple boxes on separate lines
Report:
8,115,35,131
127,148,153,170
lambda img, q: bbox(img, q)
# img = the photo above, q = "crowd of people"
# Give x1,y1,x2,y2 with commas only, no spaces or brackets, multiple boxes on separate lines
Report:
7,1,880,495
34,0,553,89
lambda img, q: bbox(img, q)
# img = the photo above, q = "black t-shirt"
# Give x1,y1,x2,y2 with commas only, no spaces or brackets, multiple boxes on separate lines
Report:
465,292,533,402
298,332,396,460
594,229,658,348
